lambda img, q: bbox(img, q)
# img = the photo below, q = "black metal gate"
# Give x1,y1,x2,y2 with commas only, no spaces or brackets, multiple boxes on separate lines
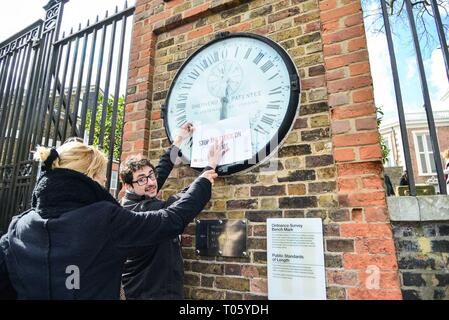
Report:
0,0,135,233
371,0,449,196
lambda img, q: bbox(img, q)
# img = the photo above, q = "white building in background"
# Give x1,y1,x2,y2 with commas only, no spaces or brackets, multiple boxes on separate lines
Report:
380,110,449,185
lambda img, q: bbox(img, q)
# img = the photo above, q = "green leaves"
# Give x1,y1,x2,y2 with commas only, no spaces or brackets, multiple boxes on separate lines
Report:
86,94,124,160
376,106,391,164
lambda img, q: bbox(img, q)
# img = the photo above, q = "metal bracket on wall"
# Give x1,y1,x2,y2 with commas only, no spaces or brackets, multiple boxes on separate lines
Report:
215,32,230,39
160,104,165,119
291,74,299,91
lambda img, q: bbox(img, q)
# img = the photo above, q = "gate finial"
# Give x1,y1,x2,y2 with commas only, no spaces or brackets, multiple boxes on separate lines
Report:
43,0,69,11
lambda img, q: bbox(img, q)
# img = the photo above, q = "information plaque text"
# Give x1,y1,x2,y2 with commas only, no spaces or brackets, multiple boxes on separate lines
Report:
196,219,247,257
267,218,326,300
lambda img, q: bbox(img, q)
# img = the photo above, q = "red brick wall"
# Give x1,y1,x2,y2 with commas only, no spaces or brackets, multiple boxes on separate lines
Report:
123,0,402,300
320,0,401,299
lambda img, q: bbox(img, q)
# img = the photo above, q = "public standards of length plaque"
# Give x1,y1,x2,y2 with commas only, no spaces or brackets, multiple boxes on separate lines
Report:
267,218,326,300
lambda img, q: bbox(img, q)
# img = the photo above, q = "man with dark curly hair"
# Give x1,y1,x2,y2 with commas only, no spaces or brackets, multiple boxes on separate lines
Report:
119,123,223,300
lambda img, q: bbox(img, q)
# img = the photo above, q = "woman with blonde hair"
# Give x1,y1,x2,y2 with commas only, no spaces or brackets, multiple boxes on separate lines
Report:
0,137,222,299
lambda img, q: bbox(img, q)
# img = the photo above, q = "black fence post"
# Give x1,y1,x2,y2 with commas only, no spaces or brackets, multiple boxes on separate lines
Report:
380,0,417,196
405,0,447,195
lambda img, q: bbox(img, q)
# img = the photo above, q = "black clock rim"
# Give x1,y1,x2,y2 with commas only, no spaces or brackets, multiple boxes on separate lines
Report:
162,32,300,176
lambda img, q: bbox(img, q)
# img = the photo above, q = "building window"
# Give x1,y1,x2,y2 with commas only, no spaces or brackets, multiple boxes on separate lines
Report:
413,131,436,176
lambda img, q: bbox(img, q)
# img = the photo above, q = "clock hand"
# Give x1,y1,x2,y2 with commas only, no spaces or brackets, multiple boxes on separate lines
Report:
220,81,230,120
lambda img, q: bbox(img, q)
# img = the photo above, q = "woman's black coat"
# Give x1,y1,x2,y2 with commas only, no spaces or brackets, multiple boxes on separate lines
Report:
0,168,211,299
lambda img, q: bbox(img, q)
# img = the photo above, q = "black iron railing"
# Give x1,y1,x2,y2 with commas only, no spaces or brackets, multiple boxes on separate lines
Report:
0,0,134,233
380,0,448,196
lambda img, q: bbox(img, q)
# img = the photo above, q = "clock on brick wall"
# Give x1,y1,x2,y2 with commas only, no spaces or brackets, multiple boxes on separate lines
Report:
162,32,300,175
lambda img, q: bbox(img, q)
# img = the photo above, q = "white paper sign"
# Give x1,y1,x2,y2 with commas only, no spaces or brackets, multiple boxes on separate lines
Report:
190,117,252,168
267,218,326,300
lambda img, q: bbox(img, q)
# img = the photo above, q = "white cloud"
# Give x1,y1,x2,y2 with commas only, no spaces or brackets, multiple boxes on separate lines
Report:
365,27,398,119
0,1,44,43
0,0,136,97
406,57,417,80
60,0,136,37
426,47,449,109
362,1,399,120
0,0,135,43
363,1,449,118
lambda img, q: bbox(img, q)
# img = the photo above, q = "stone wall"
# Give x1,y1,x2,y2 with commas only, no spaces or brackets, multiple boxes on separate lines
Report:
392,221,449,300
123,0,402,299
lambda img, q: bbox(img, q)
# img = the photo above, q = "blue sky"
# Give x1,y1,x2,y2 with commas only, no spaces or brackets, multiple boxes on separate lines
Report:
0,0,135,97
0,0,447,122
0,0,135,42
362,0,449,120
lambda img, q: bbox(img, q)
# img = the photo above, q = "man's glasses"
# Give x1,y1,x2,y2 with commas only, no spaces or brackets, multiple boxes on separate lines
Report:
132,172,156,186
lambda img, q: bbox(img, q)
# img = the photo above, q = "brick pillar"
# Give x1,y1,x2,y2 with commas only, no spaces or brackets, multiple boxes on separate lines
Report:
124,0,403,300
319,0,402,299
122,0,160,160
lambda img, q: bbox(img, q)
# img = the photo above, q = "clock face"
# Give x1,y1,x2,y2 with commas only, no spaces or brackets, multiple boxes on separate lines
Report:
163,33,300,175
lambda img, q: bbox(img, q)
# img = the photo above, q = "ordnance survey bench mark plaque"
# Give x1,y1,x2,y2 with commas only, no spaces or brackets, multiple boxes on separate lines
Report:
195,219,247,257
267,218,326,300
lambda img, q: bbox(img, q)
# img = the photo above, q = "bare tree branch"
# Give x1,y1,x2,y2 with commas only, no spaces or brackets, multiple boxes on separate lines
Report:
362,0,449,51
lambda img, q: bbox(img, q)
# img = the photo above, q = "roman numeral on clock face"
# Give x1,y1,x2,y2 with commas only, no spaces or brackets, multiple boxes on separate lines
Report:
261,114,275,126
253,52,264,65
221,48,228,59
181,82,193,90
244,48,252,59
176,103,186,110
267,104,280,110
200,59,209,69
178,93,188,101
254,125,269,135
176,114,187,127
261,61,274,73
269,87,282,95
188,68,200,80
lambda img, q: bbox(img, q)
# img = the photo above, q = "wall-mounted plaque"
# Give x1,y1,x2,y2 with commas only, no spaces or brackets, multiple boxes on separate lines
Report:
195,219,247,257
267,218,326,300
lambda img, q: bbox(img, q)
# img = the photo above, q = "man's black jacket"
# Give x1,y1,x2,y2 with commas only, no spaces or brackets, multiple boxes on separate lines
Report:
121,146,188,300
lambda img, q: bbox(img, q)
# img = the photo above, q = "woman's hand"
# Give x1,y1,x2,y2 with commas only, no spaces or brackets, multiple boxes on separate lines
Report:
200,169,218,184
207,139,228,169
174,122,194,147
